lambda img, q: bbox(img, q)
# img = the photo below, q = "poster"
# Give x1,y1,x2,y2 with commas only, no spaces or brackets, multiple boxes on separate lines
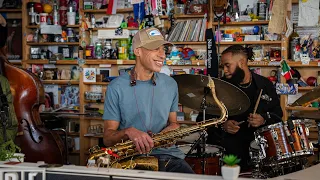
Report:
83,68,96,82
60,86,80,107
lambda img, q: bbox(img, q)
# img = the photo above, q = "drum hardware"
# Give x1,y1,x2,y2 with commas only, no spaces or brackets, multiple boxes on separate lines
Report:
186,130,208,175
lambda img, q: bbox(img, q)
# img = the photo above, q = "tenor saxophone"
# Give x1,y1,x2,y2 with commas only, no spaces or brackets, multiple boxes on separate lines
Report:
87,75,228,170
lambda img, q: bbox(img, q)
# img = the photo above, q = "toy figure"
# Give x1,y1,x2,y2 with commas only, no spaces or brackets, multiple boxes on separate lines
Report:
311,37,320,59
267,70,278,85
300,34,312,55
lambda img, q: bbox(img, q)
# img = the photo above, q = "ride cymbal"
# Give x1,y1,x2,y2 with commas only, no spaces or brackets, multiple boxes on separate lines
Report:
290,86,320,107
172,74,250,116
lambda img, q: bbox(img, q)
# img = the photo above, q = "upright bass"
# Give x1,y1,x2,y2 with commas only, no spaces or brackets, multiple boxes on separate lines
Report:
1,58,66,164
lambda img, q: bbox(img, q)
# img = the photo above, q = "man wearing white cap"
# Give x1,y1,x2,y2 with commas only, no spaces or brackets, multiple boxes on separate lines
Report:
102,27,194,173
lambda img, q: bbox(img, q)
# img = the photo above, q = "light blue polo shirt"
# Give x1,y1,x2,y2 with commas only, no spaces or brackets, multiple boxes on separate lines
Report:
103,72,185,159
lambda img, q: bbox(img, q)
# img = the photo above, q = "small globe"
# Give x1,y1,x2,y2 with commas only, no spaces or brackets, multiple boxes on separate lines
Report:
43,4,53,13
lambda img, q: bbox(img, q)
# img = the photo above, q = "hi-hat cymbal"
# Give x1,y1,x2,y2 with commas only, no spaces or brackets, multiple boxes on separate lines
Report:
290,86,320,106
172,74,250,116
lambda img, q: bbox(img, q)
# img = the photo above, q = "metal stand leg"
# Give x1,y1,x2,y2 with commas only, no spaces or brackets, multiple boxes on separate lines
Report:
318,122,320,162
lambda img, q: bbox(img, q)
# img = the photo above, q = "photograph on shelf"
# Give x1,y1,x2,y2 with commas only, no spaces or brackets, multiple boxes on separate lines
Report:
83,67,97,82
6,19,22,60
60,85,80,107
71,65,80,80
275,83,298,95
44,85,59,109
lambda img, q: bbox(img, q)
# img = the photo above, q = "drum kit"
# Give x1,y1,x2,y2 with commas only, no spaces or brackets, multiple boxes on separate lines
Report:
173,74,319,178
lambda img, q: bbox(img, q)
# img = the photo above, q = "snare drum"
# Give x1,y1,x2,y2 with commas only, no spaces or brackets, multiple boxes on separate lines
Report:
256,122,293,161
286,120,313,157
178,144,224,175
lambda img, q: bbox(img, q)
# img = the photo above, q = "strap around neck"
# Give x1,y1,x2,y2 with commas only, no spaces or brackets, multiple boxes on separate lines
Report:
130,68,156,86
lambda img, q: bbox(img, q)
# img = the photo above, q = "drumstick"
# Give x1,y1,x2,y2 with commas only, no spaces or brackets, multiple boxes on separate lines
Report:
248,89,263,127
253,89,263,115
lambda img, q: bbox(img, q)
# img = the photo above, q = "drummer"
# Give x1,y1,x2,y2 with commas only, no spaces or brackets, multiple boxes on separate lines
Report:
197,45,283,171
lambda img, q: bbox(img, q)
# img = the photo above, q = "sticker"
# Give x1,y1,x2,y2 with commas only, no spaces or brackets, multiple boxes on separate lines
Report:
186,93,196,98
117,60,123,64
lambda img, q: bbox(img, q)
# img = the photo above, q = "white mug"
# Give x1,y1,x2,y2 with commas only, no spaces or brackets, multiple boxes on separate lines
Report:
40,13,48,25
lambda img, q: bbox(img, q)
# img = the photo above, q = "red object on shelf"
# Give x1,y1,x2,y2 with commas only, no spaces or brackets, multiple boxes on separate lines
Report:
59,0,68,26
306,76,317,86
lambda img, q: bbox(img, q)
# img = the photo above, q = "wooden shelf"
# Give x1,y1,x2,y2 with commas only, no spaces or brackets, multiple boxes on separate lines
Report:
41,80,79,85
172,41,281,45
286,106,319,111
85,60,136,65
27,42,79,46
219,41,282,45
25,60,78,65
212,21,269,26
83,82,109,85
0,9,21,12
172,42,206,45
68,132,80,136
174,14,205,19
27,25,79,29
286,60,319,67
91,27,139,31
160,16,168,19
84,116,103,121
83,8,133,13
298,87,315,91
8,60,22,65
84,99,105,103
84,59,205,66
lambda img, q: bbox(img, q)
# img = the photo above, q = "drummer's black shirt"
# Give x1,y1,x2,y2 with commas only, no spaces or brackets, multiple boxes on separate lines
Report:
197,71,283,171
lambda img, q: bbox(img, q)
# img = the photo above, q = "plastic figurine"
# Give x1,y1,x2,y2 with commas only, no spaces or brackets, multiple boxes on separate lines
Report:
267,70,278,85
311,37,320,59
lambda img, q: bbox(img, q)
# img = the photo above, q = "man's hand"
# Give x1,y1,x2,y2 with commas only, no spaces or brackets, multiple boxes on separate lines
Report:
161,122,180,133
223,120,240,134
247,113,265,127
125,127,154,154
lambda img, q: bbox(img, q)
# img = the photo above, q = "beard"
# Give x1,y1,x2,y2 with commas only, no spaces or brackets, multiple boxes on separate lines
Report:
224,66,245,85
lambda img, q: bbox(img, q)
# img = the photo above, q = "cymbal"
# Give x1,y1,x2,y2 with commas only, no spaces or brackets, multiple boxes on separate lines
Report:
293,111,320,120
290,86,320,106
172,74,250,116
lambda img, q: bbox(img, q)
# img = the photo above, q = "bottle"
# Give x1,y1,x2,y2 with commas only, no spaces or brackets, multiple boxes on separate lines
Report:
317,71,320,86
128,33,135,60
53,1,59,25
95,40,102,59
118,39,128,60
104,39,112,59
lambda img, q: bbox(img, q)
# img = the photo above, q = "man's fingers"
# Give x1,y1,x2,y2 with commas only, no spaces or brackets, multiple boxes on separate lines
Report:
146,135,154,148
137,139,146,154
134,138,142,154
142,137,151,153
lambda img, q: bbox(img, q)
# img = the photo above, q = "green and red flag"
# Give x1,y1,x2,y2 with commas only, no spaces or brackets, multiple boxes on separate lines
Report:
281,60,295,80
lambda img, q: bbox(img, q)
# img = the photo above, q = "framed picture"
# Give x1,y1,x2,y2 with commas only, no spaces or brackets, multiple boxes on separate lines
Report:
58,46,73,59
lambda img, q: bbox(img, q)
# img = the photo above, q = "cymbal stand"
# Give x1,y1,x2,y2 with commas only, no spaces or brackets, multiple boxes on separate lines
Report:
194,87,210,174
318,121,320,162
